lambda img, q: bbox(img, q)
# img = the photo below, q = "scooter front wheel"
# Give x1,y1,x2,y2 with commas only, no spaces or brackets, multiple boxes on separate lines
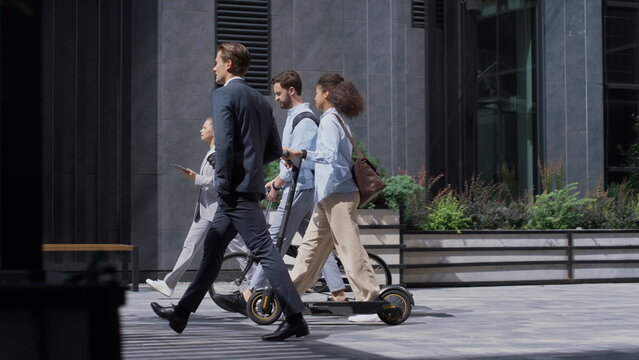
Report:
377,288,412,325
247,290,282,325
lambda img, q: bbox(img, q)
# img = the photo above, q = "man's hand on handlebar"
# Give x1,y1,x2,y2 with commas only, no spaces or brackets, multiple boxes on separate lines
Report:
265,181,279,202
281,147,303,169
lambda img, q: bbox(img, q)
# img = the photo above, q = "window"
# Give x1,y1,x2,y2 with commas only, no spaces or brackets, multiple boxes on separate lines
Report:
475,0,537,194
604,1,639,185
215,0,270,94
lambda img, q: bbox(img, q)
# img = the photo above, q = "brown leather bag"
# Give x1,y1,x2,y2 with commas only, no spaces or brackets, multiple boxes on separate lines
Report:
334,114,386,206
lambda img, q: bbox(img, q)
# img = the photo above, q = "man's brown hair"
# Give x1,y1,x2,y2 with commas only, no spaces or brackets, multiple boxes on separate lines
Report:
216,43,251,77
271,70,302,95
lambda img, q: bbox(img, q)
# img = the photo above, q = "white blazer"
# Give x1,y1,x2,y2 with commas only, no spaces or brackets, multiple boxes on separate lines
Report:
193,147,218,222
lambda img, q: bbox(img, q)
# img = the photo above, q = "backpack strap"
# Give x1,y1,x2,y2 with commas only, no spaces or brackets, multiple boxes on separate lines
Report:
291,111,319,133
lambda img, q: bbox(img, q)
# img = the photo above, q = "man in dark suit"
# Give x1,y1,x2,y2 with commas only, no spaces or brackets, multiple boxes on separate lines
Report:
152,43,308,341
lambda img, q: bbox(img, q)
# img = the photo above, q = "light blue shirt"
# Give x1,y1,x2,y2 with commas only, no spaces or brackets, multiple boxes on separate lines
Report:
279,103,317,191
305,107,359,202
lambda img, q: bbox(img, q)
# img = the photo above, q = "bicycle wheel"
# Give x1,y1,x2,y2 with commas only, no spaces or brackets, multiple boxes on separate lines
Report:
367,253,392,287
208,252,256,300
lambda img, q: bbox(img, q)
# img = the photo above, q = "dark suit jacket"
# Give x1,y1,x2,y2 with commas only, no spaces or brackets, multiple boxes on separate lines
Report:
212,79,282,197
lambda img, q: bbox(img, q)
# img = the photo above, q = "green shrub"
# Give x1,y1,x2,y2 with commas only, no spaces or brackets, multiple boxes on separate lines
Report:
379,175,423,210
602,195,639,229
458,175,526,229
538,158,565,193
405,189,429,230
574,182,639,229
404,170,442,230
525,183,594,229
467,201,531,230
575,191,609,229
604,201,639,229
615,114,639,193
425,191,470,232
607,181,639,206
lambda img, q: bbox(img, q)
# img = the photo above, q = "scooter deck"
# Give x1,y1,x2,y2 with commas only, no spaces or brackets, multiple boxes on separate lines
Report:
304,300,391,316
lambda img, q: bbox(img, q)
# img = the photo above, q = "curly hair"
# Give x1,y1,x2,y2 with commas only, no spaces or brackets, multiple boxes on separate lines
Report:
317,73,365,118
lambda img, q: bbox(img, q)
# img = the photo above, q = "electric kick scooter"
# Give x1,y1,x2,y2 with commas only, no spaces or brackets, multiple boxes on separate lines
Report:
246,155,414,326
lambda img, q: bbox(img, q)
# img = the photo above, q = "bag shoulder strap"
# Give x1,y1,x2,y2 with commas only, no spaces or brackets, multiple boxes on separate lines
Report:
291,111,319,133
333,113,364,158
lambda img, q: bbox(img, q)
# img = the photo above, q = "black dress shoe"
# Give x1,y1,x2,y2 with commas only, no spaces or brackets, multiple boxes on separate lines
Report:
150,302,175,319
150,302,189,334
261,317,309,341
167,309,189,334
213,291,248,316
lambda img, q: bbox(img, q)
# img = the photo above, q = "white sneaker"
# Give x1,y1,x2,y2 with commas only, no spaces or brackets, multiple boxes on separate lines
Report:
146,279,174,297
347,314,381,322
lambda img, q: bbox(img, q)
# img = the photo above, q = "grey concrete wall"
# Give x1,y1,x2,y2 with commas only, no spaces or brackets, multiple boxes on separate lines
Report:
270,0,426,175
157,1,216,271
130,0,425,272
542,0,604,192
131,0,217,272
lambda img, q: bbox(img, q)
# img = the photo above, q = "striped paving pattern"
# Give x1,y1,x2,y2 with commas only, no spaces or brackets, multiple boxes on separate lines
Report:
121,287,394,360
121,283,639,360
122,320,387,360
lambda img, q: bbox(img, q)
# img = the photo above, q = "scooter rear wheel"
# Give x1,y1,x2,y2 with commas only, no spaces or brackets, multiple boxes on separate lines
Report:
247,290,282,325
377,289,412,325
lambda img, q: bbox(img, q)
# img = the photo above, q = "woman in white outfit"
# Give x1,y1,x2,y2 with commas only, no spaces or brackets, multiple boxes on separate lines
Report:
146,117,245,296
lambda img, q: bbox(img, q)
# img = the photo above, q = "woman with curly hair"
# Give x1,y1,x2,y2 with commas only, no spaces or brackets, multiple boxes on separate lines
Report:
283,73,379,303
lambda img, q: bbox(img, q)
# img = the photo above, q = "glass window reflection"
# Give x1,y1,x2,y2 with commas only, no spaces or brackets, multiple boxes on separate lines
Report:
476,0,537,194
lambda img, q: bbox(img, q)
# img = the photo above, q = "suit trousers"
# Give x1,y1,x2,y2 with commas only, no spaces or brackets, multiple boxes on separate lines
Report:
249,187,344,292
163,219,246,289
178,193,305,316
289,191,379,301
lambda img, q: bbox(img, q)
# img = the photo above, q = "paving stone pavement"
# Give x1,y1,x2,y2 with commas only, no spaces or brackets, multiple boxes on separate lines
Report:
120,282,639,360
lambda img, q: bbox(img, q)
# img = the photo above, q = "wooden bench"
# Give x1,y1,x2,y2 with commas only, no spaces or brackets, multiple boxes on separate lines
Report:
42,244,139,291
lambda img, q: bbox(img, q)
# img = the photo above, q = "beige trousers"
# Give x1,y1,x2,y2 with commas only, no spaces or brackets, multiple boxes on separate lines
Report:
289,191,379,301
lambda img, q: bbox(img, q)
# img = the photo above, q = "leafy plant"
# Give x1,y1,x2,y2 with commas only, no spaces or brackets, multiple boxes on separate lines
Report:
469,201,531,230
538,158,565,193
574,183,609,229
498,161,517,198
607,180,639,205
460,175,506,229
379,175,423,210
603,197,639,229
616,114,639,192
525,183,594,229
404,168,442,230
591,181,639,229
424,190,470,232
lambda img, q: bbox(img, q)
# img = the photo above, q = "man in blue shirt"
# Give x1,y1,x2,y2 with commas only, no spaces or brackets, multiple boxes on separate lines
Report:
214,71,347,314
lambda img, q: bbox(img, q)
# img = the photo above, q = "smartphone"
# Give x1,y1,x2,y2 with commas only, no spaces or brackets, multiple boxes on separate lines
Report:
170,163,189,172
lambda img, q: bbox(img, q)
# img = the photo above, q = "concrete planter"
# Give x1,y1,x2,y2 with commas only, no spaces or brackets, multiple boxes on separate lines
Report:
401,230,639,287
357,209,403,284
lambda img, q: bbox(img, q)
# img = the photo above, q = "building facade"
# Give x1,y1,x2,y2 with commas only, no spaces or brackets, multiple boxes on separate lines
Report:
39,0,639,276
